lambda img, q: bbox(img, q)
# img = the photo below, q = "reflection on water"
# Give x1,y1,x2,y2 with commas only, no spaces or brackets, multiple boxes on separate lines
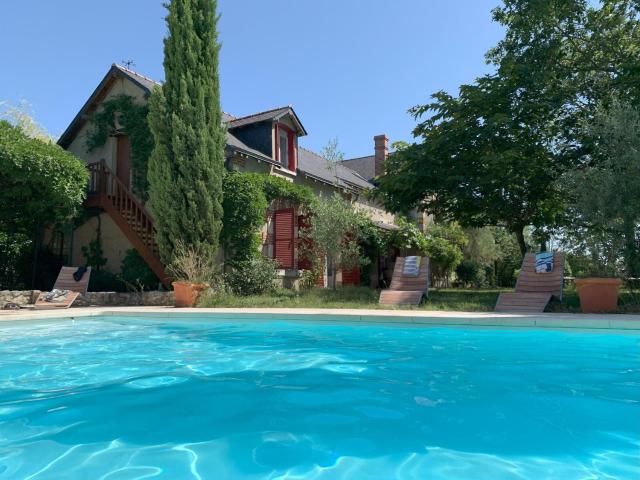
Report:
0,317,638,479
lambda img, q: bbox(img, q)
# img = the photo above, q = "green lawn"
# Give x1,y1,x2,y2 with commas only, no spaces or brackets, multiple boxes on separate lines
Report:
199,286,640,313
199,287,504,311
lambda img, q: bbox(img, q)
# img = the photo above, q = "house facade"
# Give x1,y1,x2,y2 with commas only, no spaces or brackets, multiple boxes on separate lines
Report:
55,64,397,288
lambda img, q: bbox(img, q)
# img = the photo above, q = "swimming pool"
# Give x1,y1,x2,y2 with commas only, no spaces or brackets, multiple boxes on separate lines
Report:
0,315,638,479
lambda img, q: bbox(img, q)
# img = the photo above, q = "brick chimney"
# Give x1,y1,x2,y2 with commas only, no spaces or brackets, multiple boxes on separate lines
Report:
374,134,388,177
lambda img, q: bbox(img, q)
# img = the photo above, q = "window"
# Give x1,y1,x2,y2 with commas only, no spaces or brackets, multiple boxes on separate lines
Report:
279,129,289,166
276,124,297,171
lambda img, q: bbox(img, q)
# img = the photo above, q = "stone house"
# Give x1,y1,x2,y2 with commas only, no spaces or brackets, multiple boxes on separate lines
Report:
54,64,398,288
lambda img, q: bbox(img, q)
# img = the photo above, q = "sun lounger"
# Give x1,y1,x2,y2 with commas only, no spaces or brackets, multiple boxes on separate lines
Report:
34,266,91,309
495,252,564,313
379,256,429,306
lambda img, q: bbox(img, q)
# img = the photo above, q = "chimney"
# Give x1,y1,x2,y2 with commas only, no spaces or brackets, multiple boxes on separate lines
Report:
374,134,388,177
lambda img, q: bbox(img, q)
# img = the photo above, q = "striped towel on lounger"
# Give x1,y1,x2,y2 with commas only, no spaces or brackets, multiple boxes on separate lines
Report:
535,252,554,273
403,256,421,277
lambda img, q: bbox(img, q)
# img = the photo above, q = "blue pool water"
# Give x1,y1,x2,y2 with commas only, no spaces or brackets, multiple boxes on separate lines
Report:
0,316,638,479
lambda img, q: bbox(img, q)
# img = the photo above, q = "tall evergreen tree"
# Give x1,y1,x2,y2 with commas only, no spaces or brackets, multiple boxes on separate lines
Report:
147,0,225,263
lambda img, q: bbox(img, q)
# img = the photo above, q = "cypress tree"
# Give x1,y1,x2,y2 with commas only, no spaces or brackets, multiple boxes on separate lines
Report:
147,0,225,263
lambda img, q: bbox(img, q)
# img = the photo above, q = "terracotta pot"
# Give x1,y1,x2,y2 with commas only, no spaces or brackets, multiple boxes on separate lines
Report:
575,278,622,313
172,281,209,308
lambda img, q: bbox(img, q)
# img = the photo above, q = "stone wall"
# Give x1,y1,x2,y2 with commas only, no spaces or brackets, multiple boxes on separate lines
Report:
75,291,174,307
0,290,173,308
0,290,41,308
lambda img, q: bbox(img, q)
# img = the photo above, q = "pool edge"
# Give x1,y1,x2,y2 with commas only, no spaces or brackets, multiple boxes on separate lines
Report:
1,307,639,331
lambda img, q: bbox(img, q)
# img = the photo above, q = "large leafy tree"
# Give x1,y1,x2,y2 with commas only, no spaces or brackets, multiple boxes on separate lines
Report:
376,0,640,256
0,121,87,235
0,120,88,288
565,100,640,277
147,0,225,263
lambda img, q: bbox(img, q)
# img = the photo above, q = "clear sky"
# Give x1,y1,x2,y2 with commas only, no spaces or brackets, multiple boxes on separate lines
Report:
0,0,503,158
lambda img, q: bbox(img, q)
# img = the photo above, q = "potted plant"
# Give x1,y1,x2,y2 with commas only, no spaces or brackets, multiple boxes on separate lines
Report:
574,264,622,313
168,242,216,308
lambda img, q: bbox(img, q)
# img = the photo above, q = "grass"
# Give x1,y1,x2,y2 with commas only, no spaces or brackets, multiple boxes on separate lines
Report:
199,285,640,313
200,286,503,311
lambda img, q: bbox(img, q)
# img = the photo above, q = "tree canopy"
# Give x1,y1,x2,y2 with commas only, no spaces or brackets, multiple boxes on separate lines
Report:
0,121,87,235
376,0,640,256
147,0,226,264
300,194,369,289
563,100,640,277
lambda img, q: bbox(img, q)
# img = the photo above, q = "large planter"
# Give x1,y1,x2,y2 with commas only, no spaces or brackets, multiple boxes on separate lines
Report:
575,278,622,313
172,281,209,308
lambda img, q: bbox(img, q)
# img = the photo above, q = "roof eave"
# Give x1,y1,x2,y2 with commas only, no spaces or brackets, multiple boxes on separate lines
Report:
274,108,307,136
57,64,154,149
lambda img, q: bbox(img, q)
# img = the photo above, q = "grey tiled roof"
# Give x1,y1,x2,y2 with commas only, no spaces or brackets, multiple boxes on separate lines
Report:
225,132,275,164
227,106,307,135
298,148,372,190
58,65,369,193
227,107,290,128
112,64,161,92
341,155,376,181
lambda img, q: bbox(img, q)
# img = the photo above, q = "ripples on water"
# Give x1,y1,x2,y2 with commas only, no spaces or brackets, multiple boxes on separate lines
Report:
0,317,638,479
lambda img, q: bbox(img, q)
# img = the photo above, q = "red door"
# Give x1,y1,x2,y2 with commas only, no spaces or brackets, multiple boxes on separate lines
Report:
116,135,131,189
274,208,294,268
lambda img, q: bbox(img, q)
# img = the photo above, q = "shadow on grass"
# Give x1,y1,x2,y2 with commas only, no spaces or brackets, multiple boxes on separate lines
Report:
199,285,640,313
199,286,505,312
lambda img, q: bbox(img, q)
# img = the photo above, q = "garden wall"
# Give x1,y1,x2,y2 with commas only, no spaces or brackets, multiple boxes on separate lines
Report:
0,290,173,308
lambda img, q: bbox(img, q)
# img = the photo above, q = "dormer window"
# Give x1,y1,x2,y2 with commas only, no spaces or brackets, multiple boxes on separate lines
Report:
279,129,289,166
276,123,297,172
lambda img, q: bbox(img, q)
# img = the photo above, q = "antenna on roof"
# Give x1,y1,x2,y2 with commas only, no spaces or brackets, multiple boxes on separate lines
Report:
122,59,136,69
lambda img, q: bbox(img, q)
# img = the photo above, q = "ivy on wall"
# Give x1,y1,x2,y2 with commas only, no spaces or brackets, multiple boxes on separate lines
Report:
221,171,314,263
86,95,153,200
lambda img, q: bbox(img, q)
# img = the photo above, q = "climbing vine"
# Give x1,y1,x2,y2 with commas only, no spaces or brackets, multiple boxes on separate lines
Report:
86,95,153,199
221,171,314,263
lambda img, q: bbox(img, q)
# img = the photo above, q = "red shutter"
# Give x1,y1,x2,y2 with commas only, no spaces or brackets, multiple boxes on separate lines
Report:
274,208,294,268
342,266,361,286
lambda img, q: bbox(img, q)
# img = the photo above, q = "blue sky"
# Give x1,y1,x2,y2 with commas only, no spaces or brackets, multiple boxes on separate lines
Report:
0,0,503,158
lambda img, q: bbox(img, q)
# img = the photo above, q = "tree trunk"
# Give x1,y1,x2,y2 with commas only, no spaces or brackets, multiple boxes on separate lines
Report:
328,257,337,290
514,226,527,258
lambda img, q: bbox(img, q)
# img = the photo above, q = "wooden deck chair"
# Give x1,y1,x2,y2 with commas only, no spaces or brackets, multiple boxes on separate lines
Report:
379,256,429,306
34,266,92,309
495,252,564,313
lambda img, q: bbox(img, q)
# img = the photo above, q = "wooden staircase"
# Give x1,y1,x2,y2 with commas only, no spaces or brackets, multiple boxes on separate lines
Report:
85,161,168,285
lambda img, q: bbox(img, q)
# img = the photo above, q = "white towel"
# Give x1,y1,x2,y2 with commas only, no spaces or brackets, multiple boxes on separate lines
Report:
403,256,420,277
45,289,70,303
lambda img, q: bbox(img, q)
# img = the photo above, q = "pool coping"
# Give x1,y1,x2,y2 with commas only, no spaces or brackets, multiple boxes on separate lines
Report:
1,307,639,331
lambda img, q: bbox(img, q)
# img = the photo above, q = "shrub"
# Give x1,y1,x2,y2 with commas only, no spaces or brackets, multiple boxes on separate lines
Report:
456,259,486,288
120,249,160,291
425,236,463,285
299,268,320,291
221,172,268,261
89,270,127,292
385,218,428,253
0,121,88,235
0,231,31,289
222,171,314,264
225,257,278,296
